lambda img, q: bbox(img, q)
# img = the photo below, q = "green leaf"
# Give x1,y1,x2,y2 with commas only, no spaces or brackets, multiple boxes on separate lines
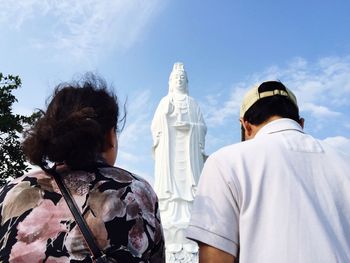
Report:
0,72,40,186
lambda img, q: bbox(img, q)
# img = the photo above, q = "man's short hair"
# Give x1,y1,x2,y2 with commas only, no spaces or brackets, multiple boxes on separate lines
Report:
241,81,300,125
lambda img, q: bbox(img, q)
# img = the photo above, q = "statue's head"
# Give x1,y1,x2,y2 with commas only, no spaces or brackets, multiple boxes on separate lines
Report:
168,62,188,94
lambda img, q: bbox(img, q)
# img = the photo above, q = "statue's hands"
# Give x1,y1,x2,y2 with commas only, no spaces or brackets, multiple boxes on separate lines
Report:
174,121,190,130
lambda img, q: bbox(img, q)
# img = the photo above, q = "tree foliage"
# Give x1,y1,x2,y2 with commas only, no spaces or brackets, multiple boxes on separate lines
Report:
0,73,40,186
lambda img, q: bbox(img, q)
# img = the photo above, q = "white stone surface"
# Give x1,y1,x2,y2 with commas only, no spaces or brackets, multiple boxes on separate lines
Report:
151,62,207,262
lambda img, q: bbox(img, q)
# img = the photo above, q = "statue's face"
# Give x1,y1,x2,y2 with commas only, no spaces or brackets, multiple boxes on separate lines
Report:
170,71,187,92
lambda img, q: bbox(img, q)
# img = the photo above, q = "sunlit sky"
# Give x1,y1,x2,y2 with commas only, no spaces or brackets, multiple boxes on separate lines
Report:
1,0,350,184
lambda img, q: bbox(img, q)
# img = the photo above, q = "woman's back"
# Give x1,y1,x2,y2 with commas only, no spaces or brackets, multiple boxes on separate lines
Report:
0,161,164,262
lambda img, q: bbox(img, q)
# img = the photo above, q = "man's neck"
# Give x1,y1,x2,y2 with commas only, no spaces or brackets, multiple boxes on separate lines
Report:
248,116,282,140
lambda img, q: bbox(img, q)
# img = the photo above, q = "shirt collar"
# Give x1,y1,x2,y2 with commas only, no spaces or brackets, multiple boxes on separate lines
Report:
255,118,303,138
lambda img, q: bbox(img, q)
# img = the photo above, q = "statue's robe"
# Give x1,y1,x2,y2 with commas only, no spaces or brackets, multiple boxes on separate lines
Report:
151,95,206,202
151,95,206,253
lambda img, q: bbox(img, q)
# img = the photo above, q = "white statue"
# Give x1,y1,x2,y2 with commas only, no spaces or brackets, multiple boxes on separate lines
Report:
151,62,207,262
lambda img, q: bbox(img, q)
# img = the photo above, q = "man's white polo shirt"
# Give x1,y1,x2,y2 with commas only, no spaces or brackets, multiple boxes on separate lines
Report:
186,118,350,262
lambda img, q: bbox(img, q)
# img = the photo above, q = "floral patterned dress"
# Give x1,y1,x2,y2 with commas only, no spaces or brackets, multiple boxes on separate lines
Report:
0,162,165,262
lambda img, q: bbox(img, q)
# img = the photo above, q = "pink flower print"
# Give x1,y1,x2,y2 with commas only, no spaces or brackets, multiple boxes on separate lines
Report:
101,168,133,183
9,239,47,263
46,256,70,263
11,198,71,262
28,170,50,180
65,226,90,261
128,218,149,257
131,180,156,227
16,199,70,243
88,188,127,222
84,210,109,249
1,181,42,225
125,192,141,221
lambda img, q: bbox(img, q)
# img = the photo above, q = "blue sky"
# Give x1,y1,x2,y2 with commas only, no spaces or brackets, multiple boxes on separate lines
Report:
1,0,350,184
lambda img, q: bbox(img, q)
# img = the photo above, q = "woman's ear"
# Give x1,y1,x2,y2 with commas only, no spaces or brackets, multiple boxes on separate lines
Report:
102,128,118,166
104,128,116,149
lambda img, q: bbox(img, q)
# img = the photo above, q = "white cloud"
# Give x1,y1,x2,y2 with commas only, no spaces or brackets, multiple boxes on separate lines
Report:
0,0,164,60
302,103,341,118
322,136,350,155
12,105,36,116
0,0,49,29
131,168,154,187
247,56,350,110
115,89,155,185
118,89,153,147
204,55,350,129
204,83,246,126
117,89,154,168
117,151,139,163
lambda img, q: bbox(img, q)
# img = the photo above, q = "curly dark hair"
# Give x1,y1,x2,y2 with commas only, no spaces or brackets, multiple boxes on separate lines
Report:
22,73,124,169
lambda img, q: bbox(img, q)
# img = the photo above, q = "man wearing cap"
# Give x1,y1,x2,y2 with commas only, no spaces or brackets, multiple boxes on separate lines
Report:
186,81,350,262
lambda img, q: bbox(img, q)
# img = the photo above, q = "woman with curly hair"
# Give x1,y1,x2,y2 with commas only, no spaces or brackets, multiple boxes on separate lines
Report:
0,74,165,262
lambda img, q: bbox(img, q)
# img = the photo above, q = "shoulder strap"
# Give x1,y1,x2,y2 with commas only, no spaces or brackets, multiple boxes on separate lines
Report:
45,166,106,262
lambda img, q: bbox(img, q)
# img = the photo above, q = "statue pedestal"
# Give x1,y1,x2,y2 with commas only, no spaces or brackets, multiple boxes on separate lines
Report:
162,212,199,262
166,249,198,263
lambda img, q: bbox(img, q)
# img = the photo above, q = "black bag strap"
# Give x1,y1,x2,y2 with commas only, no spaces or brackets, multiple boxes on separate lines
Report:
44,166,107,262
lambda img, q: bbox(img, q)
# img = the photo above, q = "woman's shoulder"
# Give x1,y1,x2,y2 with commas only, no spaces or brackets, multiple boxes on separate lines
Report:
97,166,157,199
97,166,149,183
92,166,163,260
0,169,50,195
0,169,54,230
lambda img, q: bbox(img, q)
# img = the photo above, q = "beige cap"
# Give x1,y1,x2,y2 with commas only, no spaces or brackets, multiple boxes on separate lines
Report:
240,81,298,118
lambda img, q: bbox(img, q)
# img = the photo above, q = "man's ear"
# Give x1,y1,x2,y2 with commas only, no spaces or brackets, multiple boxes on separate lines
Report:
240,118,253,139
299,118,305,129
